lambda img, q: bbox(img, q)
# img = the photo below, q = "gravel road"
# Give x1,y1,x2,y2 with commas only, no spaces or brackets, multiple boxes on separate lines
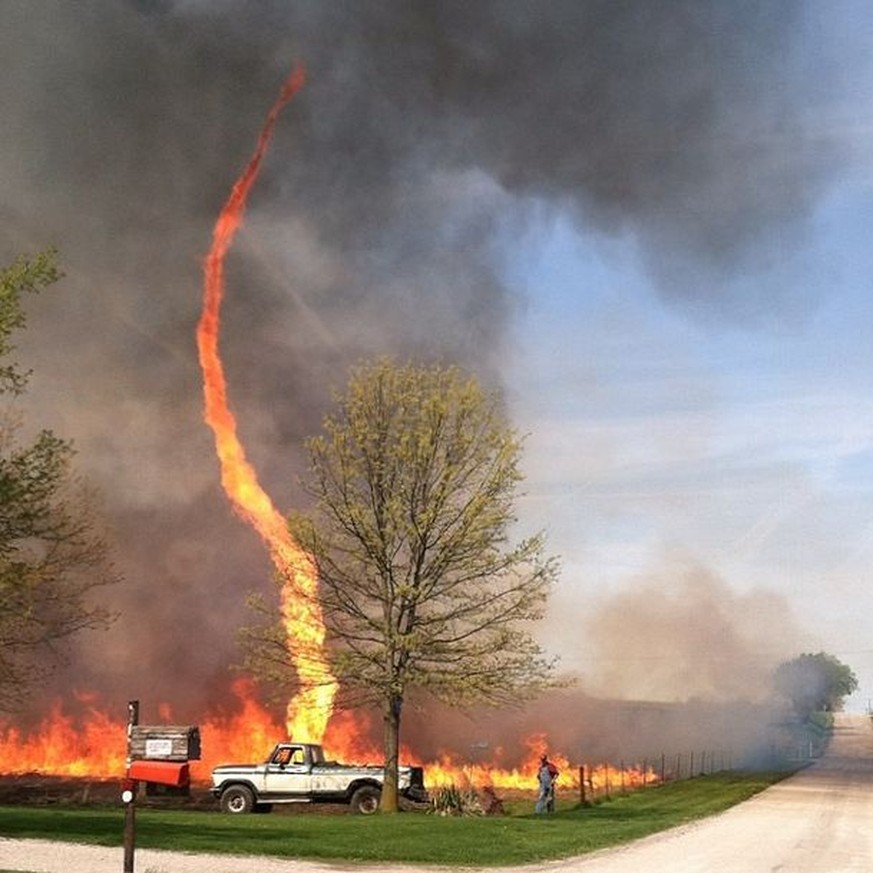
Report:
1,713,871,873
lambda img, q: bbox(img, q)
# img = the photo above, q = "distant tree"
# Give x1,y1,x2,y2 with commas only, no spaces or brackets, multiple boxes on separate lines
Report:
246,358,561,812
774,652,858,718
0,251,119,707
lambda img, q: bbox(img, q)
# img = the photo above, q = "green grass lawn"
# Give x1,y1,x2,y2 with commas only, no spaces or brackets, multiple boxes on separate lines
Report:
0,771,791,867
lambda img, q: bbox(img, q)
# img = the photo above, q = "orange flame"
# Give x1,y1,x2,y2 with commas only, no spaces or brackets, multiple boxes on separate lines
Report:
0,701,125,778
0,680,282,780
0,684,658,797
195,64,336,742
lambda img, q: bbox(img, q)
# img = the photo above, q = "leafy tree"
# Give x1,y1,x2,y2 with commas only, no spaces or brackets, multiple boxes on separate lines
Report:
0,251,119,707
774,651,858,718
247,359,561,811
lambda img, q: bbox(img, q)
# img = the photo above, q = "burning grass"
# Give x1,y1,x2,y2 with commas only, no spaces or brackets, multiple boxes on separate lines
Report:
0,686,663,802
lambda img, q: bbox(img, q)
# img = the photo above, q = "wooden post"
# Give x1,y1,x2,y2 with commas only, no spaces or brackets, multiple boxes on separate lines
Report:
123,699,139,873
579,765,586,805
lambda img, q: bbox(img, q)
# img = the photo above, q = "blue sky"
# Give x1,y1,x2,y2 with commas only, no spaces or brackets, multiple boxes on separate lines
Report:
501,141,873,709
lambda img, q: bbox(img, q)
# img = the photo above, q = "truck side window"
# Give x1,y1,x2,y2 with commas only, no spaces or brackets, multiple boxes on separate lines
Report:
291,749,305,765
274,747,292,766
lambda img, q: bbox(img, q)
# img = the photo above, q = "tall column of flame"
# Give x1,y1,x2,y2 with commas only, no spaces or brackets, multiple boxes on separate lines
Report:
196,64,336,741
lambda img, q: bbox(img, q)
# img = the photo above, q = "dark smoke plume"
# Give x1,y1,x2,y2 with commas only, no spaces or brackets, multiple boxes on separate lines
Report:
0,1,851,724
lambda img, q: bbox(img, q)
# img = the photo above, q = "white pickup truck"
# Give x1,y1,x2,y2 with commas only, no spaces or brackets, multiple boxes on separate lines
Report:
211,742,427,814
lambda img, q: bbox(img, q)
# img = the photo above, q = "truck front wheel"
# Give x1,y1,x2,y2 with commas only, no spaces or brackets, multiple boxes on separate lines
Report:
220,785,255,814
350,785,381,815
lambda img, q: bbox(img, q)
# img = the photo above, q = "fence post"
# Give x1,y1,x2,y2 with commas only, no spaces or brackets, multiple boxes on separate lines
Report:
579,765,586,804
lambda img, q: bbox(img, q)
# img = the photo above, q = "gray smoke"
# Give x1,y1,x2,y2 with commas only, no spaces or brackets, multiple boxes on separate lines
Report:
579,554,812,703
0,1,852,723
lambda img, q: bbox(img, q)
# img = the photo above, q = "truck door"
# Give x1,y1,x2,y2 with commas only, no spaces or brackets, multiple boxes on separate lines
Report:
263,745,310,796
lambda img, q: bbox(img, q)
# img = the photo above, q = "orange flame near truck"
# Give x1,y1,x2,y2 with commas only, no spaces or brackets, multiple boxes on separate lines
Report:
0,688,657,793
196,64,337,743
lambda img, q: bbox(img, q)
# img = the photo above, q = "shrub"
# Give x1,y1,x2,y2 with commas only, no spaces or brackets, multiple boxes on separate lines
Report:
428,785,485,817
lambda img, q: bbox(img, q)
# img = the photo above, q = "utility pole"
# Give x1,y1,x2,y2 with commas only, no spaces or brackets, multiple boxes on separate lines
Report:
123,699,139,873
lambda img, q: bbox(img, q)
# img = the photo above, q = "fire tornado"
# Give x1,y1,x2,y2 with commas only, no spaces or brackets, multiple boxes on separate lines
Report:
196,64,337,742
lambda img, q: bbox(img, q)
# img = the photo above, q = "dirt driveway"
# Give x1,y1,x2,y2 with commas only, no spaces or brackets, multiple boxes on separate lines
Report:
550,711,873,873
1,713,871,873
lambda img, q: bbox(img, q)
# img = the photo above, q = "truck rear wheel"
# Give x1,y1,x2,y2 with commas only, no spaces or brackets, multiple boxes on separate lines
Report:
350,785,381,815
220,785,255,814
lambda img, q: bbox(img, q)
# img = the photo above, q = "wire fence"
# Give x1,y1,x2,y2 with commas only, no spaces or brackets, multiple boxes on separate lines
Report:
576,748,731,803
574,750,712,803
575,748,732,803
574,736,823,803
579,749,734,797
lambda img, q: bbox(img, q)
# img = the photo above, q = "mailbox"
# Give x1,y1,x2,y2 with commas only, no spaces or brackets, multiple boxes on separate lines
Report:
129,725,201,761
124,717,200,802
128,760,190,788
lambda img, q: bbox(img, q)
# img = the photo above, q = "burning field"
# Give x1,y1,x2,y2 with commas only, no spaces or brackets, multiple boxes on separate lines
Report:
0,679,628,792
0,21,810,804
0,64,592,799
0,677,784,805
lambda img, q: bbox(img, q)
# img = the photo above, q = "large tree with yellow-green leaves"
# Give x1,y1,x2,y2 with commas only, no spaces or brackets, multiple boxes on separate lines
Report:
0,251,118,708
247,358,561,812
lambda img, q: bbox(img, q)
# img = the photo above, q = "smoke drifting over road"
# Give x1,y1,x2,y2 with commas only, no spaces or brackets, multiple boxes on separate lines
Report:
0,1,851,725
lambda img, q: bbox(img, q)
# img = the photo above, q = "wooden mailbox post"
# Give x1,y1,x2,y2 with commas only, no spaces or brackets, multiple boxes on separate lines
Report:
122,701,201,872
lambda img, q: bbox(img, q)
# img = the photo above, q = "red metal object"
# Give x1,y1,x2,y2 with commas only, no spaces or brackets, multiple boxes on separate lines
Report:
128,760,190,787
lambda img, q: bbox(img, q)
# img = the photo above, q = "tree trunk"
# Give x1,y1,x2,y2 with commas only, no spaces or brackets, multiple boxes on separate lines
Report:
381,693,402,813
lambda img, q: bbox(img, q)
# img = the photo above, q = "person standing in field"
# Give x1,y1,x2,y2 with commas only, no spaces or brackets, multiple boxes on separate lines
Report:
535,754,559,813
